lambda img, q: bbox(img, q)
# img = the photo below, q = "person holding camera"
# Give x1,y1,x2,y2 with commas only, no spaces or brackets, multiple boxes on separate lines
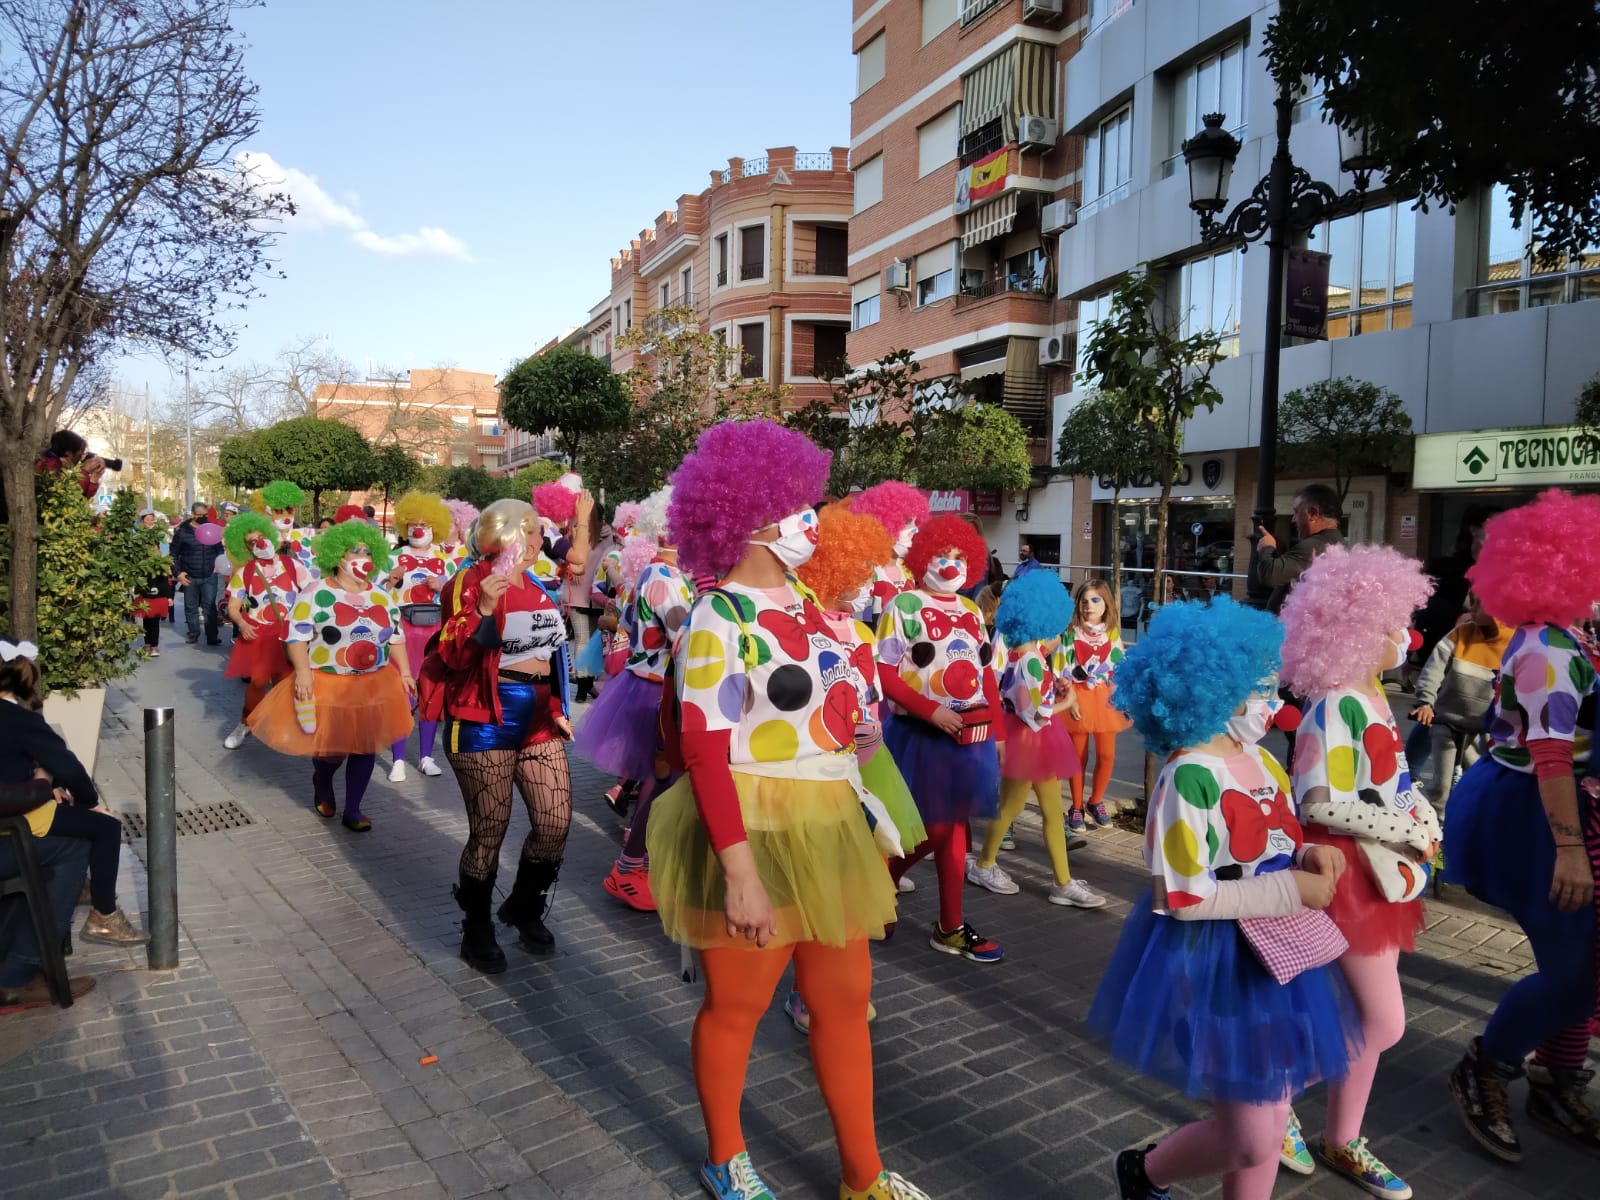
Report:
1253,484,1344,615
170,501,222,645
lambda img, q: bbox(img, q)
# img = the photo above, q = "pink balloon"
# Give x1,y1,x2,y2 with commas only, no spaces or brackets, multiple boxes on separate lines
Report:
195,521,223,545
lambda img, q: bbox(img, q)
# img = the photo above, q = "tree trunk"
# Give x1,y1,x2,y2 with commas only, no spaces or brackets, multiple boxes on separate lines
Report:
1139,475,1174,815
1,446,40,642
1109,486,1123,615
312,488,322,522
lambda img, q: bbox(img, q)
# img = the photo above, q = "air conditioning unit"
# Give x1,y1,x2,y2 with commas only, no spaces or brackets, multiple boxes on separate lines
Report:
1023,0,1064,20
1018,114,1059,151
1038,331,1070,366
885,259,910,292
1041,198,1078,235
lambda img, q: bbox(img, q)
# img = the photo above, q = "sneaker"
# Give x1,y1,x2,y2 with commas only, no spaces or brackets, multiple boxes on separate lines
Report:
1089,801,1112,827
1449,1037,1524,1164
145,646,160,657
1317,1137,1412,1197
700,1151,774,1200
1048,879,1107,908
1066,831,1090,851
839,1169,930,1200
965,859,1020,895
80,907,150,947
388,759,406,783
930,921,1003,963
896,875,915,894
418,756,443,777
1280,1107,1314,1175
605,784,631,819
602,864,657,913
999,828,1017,852
223,722,251,750
1067,808,1086,833
1113,1146,1171,1200
1526,1062,1600,1156
784,989,810,1035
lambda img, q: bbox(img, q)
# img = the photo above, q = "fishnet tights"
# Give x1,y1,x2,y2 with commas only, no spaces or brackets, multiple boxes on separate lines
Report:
448,740,573,879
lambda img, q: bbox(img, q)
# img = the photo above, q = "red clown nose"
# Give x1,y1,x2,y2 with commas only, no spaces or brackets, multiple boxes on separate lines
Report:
1405,629,1423,653
1272,704,1303,734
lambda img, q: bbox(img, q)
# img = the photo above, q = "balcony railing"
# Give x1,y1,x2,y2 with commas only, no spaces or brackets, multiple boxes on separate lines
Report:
959,119,1006,166
790,356,848,380
960,0,1002,26
719,157,770,184
958,273,1049,302
716,269,728,286
795,152,835,172
739,262,764,281
791,257,848,277
1468,265,1600,316
1077,180,1132,221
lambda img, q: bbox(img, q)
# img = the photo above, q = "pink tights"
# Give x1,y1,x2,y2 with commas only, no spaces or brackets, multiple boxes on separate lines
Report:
1326,948,1406,1144
1145,1099,1289,1200
890,821,967,931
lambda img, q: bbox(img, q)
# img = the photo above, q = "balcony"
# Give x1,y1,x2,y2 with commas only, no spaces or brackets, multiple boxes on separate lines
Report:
958,272,1049,303
790,355,848,381
719,157,769,184
791,257,848,278
716,269,728,287
739,262,764,281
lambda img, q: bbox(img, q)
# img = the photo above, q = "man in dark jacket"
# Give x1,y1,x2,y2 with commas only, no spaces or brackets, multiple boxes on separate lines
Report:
169,502,221,645
1254,483,1345,614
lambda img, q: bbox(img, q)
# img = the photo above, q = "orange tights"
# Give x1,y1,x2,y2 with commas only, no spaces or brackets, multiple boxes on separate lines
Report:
694,939,881,1189
1069,732,1116,811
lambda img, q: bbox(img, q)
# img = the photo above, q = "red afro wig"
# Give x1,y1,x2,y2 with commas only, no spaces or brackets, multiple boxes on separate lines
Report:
334,504,365,523
798,504,894,612
1468,488,1600,628
852,480,929,541
906,514,987,590
531,480,579,528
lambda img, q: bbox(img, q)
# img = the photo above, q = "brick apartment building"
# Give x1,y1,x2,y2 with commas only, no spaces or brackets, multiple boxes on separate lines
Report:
312,368,506,471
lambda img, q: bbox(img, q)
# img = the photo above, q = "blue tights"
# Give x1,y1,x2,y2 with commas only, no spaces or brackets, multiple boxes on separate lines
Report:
1482,918,1596,1065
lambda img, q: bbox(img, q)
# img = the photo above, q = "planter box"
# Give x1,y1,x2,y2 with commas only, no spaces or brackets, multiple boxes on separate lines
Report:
42,687,107,780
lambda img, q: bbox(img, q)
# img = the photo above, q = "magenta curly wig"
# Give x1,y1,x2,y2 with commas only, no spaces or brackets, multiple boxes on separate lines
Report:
1279,543,1435,694
1468,489,1600,629
905,514,988,590
531,480,578,528
445,498,479,542
668,420,831,579
852,480,930,542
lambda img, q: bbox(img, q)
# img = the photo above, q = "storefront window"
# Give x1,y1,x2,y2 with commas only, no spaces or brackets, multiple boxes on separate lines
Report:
1101,498,1238,620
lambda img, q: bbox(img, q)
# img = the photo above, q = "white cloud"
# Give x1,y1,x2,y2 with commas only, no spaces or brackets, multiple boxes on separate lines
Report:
234,150,471,261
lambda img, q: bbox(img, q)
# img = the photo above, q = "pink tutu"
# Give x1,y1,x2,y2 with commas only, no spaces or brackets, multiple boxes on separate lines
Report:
574,669,663,780
1001,711,1081,781
401,619,435,681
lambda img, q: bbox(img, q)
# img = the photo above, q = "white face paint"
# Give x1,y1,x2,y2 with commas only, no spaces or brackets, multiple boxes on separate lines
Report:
893,523,916,560
345,552,375,582
407,524,432,549
249,536,276,561
922,552,964,594
1226,697,1280,747
754,508,819,570
272,511,295,533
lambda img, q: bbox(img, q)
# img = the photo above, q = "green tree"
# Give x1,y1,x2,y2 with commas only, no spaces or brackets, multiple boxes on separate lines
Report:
500,345,631,468
371,443,422,527
1577,373,1600,456
1278,378,1414,515
431,465,508,511
508,460,563,498
1267,1,1600,262
255,417,377,520
218,429,280,491
1056,390,1166,602
915,404,1032,493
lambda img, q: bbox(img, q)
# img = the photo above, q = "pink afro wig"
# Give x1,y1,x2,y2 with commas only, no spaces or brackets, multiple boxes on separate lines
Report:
611,500,643,537
1279,543,1435,694
1468,489,1600,628
531,481,578,528
445,498,479,542
906,514,988,590
618,534,661,592
852,480,930,541
668,420,831,579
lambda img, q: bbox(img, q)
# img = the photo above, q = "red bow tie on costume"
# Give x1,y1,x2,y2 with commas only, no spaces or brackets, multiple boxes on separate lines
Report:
333,601,377,624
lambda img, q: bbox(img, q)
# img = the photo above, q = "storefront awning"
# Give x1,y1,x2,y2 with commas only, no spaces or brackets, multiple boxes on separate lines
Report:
960,192,1018,250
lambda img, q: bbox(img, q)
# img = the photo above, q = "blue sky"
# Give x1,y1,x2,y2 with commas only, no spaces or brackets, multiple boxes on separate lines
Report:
121,0,853,394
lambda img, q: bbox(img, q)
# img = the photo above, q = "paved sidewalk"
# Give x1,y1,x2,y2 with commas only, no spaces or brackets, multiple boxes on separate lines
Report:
0,629,1592,1199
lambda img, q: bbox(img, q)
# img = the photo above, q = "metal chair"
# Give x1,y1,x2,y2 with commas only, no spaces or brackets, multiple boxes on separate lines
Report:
0,815,75,1008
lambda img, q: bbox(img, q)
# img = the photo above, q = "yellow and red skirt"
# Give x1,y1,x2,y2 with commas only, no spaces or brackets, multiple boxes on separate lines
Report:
248,663,413,758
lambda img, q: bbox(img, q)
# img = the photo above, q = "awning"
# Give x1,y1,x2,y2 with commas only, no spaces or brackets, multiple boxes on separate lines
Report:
960,192,1018,250
1013,40,1054,125
959,51,1012,139
958,40,1057,142
959,357,1007,382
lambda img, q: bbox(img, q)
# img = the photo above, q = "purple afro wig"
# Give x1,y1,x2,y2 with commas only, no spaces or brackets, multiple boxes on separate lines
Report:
1468,489,1600,629
852,480,930,542
531,480,579,528
668,420,831,579
1279,543,1434,695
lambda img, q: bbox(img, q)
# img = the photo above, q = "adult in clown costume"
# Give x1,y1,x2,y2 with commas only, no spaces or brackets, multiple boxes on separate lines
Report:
260,479,316,575
221,511,313,750
849,481,929,629
387,490,459,781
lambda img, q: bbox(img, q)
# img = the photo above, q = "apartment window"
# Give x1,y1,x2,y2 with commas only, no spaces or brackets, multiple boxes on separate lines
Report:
1166,40,1246,178
1074,288,1117,379
815,226,848,276
918,105,961,177
1306,201,1417,337
1176,248,1244,356
623,299,632,329
739,224,765,281
1088,0,1134,34
1473,183,1600,315
921,0,958,44
812,325,848,379
659,282,671,308
960,0,1001,27
854,154,884,213
1083,105,1133,217
856,32,885,96
852,276,881,329
915,242,956,306
680,265,693,305
714,234,729,287
738,322,765,379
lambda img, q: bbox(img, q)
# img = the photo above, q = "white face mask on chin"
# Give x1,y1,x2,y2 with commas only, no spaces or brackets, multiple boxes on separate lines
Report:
752,508,819,570
1381,632,1408,673
922,555,964,595
1226,698,1278,746
893,524,915,560
408,528,432,549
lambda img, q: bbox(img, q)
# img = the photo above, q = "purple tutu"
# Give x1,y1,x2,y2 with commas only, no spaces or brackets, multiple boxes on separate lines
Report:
574,669,663,780
1000,711,1080,781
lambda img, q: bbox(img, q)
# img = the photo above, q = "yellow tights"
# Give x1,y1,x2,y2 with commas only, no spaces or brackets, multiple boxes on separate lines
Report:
977,777,1071,885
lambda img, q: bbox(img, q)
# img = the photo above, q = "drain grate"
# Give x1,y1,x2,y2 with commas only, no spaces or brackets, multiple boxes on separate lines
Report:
120,800,256,842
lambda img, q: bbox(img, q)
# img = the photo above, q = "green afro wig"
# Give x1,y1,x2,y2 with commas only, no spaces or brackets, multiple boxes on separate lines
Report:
261,479,306,511
222,512,278,567
312,520,393,579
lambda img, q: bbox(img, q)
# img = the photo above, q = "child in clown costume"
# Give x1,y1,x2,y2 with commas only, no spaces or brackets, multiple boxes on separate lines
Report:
260,480,317,577
387,490,460,781
850,481,929,630
1061,578,1132,831
221,511,313,750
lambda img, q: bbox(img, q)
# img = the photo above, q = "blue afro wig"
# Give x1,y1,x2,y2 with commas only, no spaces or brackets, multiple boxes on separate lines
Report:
1112,597,1283,755
994,571,1073,647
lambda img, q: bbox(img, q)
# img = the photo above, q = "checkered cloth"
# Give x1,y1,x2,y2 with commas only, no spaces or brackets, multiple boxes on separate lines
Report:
1238,909,1348,985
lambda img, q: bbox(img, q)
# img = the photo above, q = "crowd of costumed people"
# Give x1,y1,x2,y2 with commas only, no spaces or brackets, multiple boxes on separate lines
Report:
123,438,1600,1200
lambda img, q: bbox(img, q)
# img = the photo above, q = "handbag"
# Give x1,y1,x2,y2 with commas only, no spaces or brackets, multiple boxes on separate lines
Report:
1356,839,1432,903
1238,908,1348,985
400,602,442,627
955,708,993,745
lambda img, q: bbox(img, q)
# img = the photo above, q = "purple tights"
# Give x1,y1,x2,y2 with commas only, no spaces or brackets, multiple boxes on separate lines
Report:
392,720,438,765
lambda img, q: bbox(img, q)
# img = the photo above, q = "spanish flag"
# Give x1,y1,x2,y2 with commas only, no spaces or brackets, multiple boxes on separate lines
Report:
968,147,1011,203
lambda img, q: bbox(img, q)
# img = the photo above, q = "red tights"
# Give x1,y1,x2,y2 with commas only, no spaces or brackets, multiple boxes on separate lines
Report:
1069,732,1115,811
889,821,967,931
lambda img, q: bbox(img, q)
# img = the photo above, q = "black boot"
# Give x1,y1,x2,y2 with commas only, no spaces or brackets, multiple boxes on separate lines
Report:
498,858,560,954
453,872,506,975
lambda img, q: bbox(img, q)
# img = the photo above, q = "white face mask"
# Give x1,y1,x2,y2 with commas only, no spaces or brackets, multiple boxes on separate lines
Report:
840,582,870,613
407,525,432,549
250,539,276,561
1381,631,1408,672
1226,698,1278,747
923,554,964,594
893,523,915,560
753,508,819,570
272,513,294,533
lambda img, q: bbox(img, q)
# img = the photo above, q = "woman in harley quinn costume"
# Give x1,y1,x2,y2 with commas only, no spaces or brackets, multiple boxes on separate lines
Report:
388,490,459,781
850,481,929,630
1060,578,1132,831
877,514,1007,965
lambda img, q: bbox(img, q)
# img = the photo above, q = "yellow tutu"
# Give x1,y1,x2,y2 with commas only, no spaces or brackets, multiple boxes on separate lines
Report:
646,772,898,950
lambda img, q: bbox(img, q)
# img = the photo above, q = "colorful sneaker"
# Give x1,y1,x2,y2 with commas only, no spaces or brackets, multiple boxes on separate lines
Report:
965,858,1020,895
1048,879,1107,908
1113,1146,1171,1200
839,1169,929,1200
1449,1037,1523,1164
1279,1107,1314,1175
604,784,631,819
1089,801,1112,827
1067,808,1087,833
784,989,810,1034
1526,1062,1600,1156
602,864,657,912
1317,1137,1412,1197
700,1151,774,1200
930,921,1003,963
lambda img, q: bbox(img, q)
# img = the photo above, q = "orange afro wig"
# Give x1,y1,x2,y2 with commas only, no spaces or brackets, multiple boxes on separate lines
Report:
906,514,987,590
1468,488,1600,628
798,504,893,612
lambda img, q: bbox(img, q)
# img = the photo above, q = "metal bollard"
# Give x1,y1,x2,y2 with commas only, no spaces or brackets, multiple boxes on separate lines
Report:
144,707,178,970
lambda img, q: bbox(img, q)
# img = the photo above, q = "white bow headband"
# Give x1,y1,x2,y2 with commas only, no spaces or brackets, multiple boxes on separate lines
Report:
0,640,39,662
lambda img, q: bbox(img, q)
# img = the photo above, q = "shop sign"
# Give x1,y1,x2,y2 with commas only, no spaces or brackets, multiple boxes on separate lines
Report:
1090,451,1235,502
972,489,1003,516
1413,425,1600,490
927,489,971,514
1400,515,1416,539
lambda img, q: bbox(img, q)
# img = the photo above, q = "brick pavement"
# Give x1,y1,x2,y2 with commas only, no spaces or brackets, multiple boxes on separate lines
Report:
0,628,1592,1199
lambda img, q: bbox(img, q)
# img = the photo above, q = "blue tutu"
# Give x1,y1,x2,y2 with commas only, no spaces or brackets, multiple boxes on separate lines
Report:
573,669,662,781
574,629,606,678
883,713,1000,825
1445,758,1597,942
1087,889,1362,1104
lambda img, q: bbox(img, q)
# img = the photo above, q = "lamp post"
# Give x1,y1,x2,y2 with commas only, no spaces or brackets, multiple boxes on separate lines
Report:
182,357,194,511
1181,81,1378,607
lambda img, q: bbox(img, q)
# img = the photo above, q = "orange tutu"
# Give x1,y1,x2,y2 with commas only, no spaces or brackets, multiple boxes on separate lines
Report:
247,665,414,757
1062,683,1131,734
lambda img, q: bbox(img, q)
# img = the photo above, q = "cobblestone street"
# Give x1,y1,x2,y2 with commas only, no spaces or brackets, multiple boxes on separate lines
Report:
0,633,1592,1199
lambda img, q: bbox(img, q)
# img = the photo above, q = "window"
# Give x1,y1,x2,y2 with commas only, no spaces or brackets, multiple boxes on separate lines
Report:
815,225,848,276
856,32,885,96
960,0,1000,27
1473,183,1600,315
918,105,961,177
714,234,729,287
738,323,765,379
852,276,881,329
739,224,765,281
916,243,955,306
623,299,632,329
1088,0,1134,33
853,155,883,212
1306,202,1416,337
1167,40,1246,177
1083,105,1133,216
1176,248,1243,356
812,325,848,379
680,265,693,305
1074,288,1117,379
659,282,670,309
921,0,958,44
